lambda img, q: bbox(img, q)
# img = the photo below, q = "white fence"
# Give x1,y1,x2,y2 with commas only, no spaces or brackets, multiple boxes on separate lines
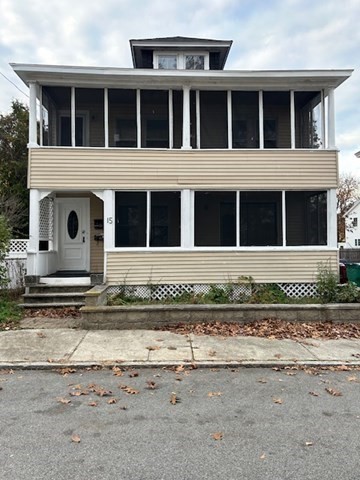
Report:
3,239,29,289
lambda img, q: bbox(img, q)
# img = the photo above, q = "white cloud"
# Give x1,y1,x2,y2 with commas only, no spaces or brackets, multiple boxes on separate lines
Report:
0,0,359,172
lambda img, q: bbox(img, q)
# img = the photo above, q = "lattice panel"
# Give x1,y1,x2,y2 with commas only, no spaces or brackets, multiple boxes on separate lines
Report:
279,283,318,298
9,239,29,254
39,197,54,241
107,283,318,301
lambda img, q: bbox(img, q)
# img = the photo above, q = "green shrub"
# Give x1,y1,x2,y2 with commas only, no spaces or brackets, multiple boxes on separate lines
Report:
336,281,359,303
316,261,338,303
248,283,288,304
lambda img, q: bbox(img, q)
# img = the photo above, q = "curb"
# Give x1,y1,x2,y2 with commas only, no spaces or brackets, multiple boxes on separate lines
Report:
1,360,360,370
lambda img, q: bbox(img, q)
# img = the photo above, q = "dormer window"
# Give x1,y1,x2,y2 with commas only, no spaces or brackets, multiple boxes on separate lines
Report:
158,55,177,70
154,51,209,70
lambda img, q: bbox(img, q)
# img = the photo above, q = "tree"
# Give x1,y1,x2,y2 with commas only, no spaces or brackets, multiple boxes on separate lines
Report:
0,100,29,238
337,173,360,242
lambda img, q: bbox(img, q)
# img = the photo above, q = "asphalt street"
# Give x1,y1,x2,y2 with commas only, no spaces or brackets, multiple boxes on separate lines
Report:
1,366,359,480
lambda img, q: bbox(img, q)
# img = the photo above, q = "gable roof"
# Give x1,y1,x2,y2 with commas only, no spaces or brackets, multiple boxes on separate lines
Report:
344,199,360,217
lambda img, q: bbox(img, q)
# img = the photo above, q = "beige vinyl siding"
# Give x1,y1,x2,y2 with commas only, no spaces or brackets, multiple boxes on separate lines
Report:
106,250,338,284
29,148,338,190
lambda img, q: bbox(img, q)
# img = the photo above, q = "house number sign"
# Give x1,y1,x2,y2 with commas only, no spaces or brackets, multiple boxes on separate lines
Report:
106,217,113,224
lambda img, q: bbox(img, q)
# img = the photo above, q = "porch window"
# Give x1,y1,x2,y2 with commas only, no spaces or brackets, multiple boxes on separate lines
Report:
200,91,228,148
141,90,169,148
115,191,181,247
295,92,322,148
286,191,327,245
75,88,104,147
232,91,259,148
263,92,291,148
195,191,236,246
109,89,137,147
240,192,283,246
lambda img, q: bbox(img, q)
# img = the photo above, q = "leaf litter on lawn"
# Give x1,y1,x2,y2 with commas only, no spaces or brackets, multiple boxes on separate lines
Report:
158,318,360,340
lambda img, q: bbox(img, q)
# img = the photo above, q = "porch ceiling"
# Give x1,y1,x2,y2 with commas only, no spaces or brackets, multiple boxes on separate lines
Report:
11,63,352,91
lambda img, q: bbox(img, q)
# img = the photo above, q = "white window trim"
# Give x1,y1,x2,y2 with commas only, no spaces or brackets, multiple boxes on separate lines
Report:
154,51,209,70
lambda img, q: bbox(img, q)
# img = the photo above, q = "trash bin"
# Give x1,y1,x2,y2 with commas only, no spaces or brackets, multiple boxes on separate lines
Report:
345,263,360,286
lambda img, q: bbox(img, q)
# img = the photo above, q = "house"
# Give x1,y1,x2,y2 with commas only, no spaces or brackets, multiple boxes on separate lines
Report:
344,200,360,247
11,36,352,298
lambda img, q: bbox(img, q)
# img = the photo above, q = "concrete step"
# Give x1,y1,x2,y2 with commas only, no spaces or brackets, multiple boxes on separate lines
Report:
20,302,85,309
23,292,86,305
28,284,90,294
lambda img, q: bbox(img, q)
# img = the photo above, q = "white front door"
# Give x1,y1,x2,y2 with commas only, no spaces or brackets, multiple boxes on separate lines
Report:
57,198,90,271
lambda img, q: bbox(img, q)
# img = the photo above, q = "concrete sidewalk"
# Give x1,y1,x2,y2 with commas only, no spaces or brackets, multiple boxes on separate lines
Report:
1,328,360,369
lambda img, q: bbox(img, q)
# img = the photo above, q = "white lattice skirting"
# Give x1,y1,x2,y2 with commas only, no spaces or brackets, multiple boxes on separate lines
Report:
107,282,318,301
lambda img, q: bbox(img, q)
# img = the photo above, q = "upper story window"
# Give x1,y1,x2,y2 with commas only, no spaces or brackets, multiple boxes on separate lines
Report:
154,51,209,70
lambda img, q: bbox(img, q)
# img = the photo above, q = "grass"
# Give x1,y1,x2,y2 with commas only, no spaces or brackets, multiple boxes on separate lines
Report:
0,292,23,325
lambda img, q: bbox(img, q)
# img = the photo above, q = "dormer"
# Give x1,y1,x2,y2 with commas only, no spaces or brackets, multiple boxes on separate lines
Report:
129,36,232,70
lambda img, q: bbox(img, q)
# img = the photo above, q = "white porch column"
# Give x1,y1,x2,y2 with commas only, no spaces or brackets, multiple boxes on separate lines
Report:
182,85,191,149
227,90,232,149
181,189,192,247
290,90,295,149
104,88,109,148
259,90,264,149
28,189,40,275
28,82,38,147
103,189,114,280
327,88,336,149
136,89,141,148
328,189,337,248
71,86,76,147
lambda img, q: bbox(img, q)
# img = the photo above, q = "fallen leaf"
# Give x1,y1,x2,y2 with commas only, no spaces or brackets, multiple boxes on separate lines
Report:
57,397,71,405
305,442,313,446
88,401,98,407
274,353,282,359
36,332,46,338
146,346,161,351
70,390,89,397
119,384,139,395
175,365,185,373
95,388,112,397
208,392,223,397
119,405,128,410
325,387,342,396
285,371,297,376
128,371,139,378
273,397,283,404
208,350,217,357
167,346,177,350
146,381,157,390
337,365,351,371
107,398,117,404
56,367,76,376
347,375,359,382
309,391,320,397
211,432,223,441
71,433,81,443
112,366,123,377
170,393,179,405
260,453,266,460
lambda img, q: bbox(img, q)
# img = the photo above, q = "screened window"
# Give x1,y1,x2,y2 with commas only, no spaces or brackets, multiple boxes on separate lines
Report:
109,89,137,147
232,91,259,148
295,92,322,148
200,91,228,148
115,192,180,247
141,90,169,148
263,92,291,148
195,192,236,246
286,191,327,245
240,192,282,246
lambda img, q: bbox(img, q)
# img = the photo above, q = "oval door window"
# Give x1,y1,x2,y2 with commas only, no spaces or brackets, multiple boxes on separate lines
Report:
67,210,79,239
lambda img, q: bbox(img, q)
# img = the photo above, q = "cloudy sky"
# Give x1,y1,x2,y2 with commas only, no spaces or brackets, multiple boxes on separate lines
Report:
0,0,359,173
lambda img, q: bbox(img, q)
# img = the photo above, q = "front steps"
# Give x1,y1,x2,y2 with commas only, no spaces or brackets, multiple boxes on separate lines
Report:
21,284,90,310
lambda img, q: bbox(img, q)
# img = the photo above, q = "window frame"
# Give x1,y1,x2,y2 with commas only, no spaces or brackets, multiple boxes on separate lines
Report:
153,51,209,70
